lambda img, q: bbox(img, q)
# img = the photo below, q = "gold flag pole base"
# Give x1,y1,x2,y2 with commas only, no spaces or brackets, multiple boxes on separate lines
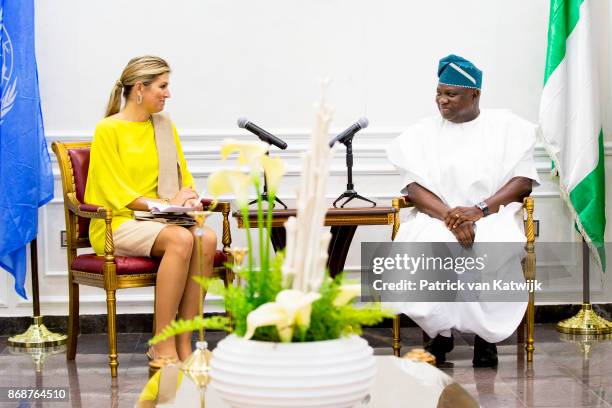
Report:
8,316,68,349
556,303,612,335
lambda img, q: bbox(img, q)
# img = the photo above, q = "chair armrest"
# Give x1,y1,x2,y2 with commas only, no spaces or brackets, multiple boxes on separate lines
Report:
395,196,413,209
201,198,215,208
200,199,232,251
66,192,111,219
65,192,115,259
523,196,535,244
391,196,414,241
201,198,231,214
79,204,103,212
77,204,112,219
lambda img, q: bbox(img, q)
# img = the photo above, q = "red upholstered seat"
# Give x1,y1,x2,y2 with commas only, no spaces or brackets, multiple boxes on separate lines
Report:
72,250,228,275
72,254,159,275
214,249,228,266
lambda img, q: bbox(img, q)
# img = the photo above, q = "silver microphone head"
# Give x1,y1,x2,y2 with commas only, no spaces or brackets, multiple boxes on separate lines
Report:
357,117,369,129
237,117,249,128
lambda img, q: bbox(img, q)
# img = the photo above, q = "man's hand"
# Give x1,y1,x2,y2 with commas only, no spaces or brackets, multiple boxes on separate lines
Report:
405,183,452,221
445,206,483,230
170,187,198,206
451,220,476,248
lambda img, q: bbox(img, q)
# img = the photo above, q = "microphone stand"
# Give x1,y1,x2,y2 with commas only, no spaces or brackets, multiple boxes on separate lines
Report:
249,151,288,209
332,137,376,208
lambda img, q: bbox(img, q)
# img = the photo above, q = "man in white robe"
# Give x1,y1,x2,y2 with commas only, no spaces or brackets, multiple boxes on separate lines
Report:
386,54,539,367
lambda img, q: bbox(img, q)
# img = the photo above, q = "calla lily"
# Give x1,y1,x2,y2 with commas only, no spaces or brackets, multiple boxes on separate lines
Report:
275,289,321,330
261,155,286,195
244,302,293,342
220,139,269,170
206,170,251,208
243,289,321,342
333,284,361,306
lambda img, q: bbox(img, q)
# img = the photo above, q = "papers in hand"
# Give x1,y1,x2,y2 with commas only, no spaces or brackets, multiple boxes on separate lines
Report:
134,210,196,227
146,201,198,213
146,189,206,213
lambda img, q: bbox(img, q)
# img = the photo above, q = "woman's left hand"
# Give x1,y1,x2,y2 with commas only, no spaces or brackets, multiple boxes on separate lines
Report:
445,206,483,230
184,198,203,210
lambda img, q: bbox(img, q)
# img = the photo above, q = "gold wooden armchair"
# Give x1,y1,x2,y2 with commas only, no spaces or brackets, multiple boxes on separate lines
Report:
390,196,536,362
52,141,234,377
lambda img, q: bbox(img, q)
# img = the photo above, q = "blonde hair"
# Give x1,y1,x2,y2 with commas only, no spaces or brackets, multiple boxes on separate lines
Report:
105,55,171,117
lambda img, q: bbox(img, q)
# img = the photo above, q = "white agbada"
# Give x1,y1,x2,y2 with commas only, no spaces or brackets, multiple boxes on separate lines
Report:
387,109,539,343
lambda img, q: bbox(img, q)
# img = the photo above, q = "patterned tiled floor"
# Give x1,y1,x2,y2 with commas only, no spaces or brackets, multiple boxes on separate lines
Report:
1,324,611,407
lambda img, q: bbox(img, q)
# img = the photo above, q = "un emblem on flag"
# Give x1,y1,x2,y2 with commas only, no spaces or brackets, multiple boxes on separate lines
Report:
1,8,18,123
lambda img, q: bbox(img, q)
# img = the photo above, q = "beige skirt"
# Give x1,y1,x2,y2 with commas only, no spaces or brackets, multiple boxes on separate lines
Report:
113,220,167,257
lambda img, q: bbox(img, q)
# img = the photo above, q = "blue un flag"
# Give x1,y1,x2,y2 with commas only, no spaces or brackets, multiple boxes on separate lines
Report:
0,0,53,299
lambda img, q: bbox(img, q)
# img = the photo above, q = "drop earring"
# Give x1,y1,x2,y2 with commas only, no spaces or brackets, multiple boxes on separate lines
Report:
137,93,143,104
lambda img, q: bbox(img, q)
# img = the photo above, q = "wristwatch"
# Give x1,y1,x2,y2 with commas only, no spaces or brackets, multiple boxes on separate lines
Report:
475,201,489,217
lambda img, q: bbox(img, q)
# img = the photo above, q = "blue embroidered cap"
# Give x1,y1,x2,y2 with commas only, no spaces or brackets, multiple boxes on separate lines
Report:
438,54,482,89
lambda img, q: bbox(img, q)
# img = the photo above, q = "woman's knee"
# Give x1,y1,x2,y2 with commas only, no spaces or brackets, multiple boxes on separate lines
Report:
191,226,217,250
161,227,194,259
200,227,217,250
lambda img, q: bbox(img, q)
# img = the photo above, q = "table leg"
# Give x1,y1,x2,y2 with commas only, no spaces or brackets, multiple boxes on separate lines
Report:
267,225,358,279
270,227,287,252
327,225,358,278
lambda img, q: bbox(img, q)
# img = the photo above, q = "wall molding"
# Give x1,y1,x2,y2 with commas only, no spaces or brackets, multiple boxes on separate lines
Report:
46,129,609,183
45,129,612,155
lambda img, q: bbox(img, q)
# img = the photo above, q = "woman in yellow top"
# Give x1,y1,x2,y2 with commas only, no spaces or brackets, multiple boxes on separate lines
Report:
85,56,217,365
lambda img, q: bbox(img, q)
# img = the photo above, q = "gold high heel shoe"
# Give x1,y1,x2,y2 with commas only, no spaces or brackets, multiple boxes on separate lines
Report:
147,346,179,374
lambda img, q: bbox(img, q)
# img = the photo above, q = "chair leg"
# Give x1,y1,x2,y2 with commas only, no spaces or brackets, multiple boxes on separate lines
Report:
523,197,536,362
392,315,401,356
106,289,118,377
526,291,535,362
67,281,79,360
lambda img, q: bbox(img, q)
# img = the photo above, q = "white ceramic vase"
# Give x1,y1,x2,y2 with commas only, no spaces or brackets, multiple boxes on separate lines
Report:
210,334,376,408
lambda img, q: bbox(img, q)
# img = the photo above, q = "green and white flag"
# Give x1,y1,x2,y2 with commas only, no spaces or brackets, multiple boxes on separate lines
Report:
539,0,606,270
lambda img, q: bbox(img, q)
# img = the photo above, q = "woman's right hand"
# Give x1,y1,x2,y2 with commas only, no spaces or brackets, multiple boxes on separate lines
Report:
170,187,198,206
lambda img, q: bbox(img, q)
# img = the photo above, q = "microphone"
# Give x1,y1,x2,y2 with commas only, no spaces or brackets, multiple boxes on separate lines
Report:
237,118,288,150
328,117,369,147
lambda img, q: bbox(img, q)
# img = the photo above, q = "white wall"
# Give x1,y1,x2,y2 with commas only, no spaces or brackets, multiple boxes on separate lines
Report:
1,0,611,317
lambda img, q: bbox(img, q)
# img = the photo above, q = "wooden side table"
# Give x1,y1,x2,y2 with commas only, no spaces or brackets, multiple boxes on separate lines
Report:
233,207,397,277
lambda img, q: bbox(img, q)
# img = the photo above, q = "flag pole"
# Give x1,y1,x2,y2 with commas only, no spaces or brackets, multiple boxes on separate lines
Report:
8,238,67,348
556,238,612,334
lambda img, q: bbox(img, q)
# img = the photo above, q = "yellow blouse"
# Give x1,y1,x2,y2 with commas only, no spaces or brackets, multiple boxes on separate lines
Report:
84,117,194,255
